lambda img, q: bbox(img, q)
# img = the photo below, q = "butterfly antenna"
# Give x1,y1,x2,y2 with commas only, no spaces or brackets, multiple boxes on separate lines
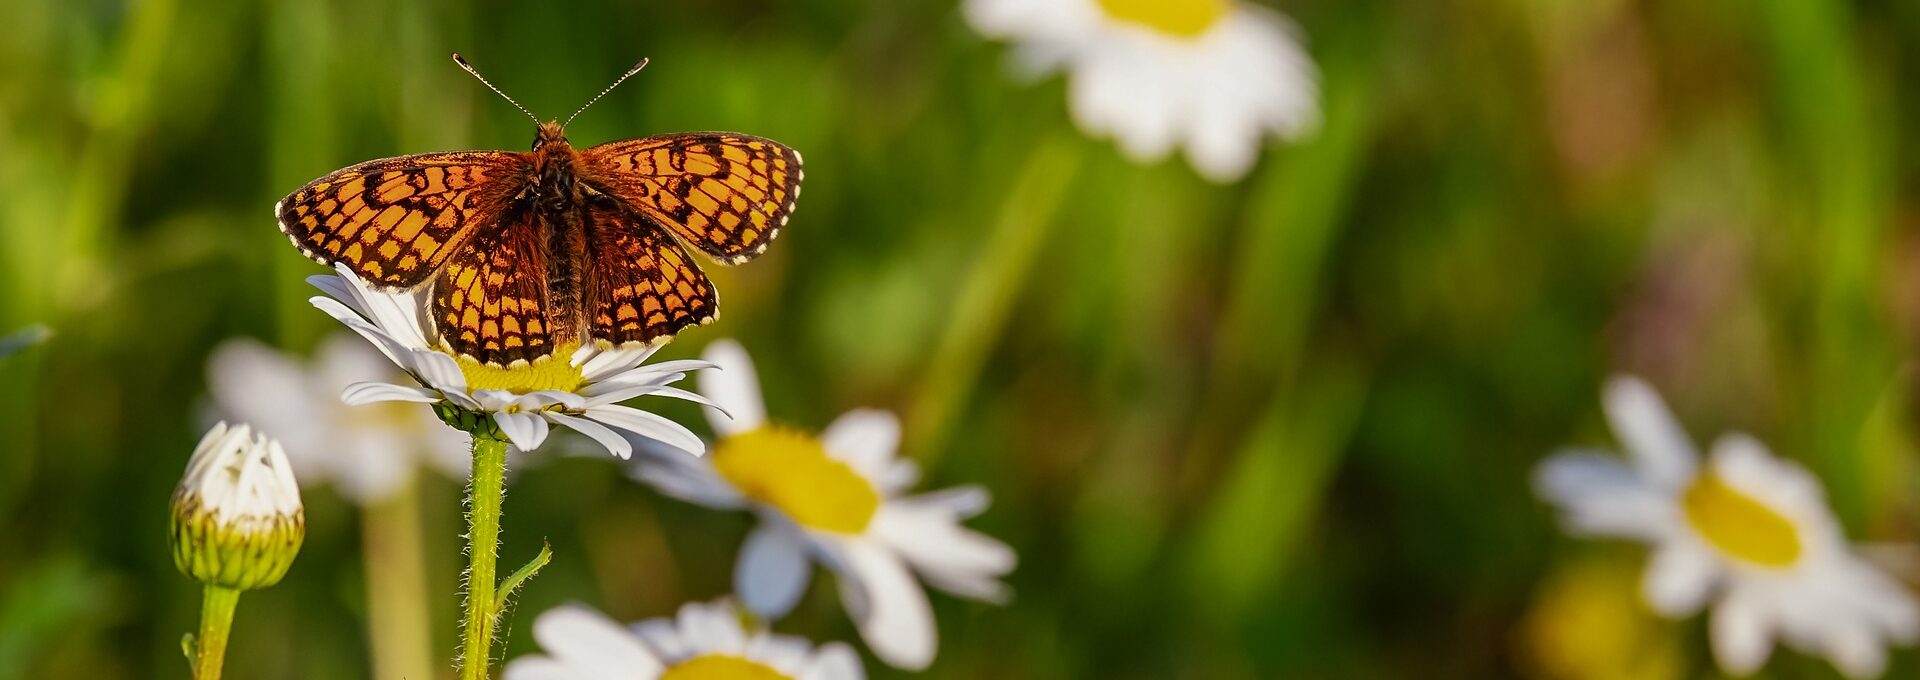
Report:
452,53,541,125
565,57,649,127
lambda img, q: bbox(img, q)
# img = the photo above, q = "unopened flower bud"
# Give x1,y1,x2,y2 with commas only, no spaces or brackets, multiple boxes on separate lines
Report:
170,422,305,590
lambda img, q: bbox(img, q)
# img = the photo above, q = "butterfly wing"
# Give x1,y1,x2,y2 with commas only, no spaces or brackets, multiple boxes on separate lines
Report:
430,207,558,367
579,134,802,264
277,151,532,288
583,201,718,348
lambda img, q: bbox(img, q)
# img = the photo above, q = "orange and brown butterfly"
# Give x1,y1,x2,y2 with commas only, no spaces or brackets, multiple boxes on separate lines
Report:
275,54,802,367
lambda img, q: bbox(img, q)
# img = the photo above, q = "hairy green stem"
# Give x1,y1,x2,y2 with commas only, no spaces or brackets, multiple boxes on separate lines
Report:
459,433,509,679
193,586,241,680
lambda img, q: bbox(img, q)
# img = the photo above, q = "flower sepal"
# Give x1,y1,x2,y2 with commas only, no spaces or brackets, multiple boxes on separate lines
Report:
435,402,507,441
170,499,304,591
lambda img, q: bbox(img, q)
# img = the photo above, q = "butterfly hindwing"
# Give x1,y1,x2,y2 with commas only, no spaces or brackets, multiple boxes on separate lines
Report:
430,209,557,367
277,151,531,288
584,201,718,347
579,134,802,264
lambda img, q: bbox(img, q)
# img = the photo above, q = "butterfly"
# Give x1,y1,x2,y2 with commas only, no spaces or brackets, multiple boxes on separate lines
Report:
276,55,802,367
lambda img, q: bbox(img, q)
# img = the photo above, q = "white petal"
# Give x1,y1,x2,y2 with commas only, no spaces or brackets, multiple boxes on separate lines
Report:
1641,542,1717,617
546,412,633,460
1822,621,1888,680
529,605,664,678
800,642,866,680
630,458,747,508
341,381,441,405
630,618,689,662
745,633,812,674
736,523,814,619
834,540,936,670
495,412,551,452
500,657,576,680
699,339,766,436
1532,451,1672,540
581,404,704,457
578,344,658,381
676,600,747,655
1710,588,1776,676
1603,376,1698,491
894,486,991,519
821,409,900,482
513,390,587,412
871,503,1014,602
410,350,472,397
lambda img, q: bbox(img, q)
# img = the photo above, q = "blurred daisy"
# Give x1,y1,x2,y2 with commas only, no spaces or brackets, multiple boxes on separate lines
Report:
207,334,469,503
964,0,1319,182
633,340,1016,670
504,600,863,680
308,264,713,459
1535,376,1919,679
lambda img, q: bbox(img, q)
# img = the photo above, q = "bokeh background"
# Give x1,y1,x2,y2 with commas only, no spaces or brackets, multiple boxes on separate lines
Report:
3,0,1919,677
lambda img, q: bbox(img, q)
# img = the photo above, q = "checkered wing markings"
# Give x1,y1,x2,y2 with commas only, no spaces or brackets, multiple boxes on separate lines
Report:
585,205,717,347
277,151,530,288
580,133,802,263
430,212,555,367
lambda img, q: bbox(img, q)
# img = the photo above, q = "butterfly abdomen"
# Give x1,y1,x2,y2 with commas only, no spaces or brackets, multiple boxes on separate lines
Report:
540,200,590,349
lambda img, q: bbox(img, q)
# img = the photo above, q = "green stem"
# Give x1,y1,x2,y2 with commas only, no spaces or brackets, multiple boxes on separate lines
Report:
364,482,436,680
460,433,509,680
904,137,1080,463
193,586,241,680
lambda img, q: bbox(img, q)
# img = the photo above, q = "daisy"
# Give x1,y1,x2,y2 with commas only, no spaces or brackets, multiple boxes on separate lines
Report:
504,600,864,680
964,0,1320,182
307,263,715,459
632,340,1016,670
1535,376,1920,678
207,333,470,503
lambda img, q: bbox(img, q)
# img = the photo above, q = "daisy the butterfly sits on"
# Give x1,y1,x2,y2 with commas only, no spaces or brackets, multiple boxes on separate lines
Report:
276,54,803,367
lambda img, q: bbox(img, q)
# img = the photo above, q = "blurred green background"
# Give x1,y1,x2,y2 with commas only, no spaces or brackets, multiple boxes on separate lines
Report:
3,0,1919,677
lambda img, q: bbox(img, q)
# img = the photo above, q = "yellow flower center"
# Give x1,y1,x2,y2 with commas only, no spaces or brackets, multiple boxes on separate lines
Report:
452,343,585,394
1682,474,1802,568
658,654,793,680
712,426,882,534
1096,0,1229,38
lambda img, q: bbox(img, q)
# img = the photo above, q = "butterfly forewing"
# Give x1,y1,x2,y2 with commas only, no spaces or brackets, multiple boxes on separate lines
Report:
430,209,558,367
580,134,802,264
584,202,718,347
277,151,531,288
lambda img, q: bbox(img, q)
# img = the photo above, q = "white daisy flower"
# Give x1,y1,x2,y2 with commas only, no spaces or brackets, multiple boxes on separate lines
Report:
207,333,470,503
632,339,1016,670
1535,376,1920,679
964,0,1320,182
308,264,714,459
504,600,864,680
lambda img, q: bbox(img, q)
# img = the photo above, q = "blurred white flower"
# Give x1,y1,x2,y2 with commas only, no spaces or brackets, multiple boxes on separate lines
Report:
171,421,305,590
1535,376,1919,679
504,600,864,680
964,0,1319,182
208,334,469,504
633,340,1015,670
308,264,715,459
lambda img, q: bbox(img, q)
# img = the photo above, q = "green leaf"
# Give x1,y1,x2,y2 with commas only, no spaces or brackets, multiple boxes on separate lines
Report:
493,541,552,613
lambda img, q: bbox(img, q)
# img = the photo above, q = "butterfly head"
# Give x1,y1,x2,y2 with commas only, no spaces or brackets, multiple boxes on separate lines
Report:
533,121,569,151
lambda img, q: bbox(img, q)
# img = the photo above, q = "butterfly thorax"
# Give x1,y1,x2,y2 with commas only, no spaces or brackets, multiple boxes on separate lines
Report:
528,121,590,349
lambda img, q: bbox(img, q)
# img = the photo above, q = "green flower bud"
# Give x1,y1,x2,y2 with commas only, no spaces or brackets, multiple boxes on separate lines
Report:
170,422,305,590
